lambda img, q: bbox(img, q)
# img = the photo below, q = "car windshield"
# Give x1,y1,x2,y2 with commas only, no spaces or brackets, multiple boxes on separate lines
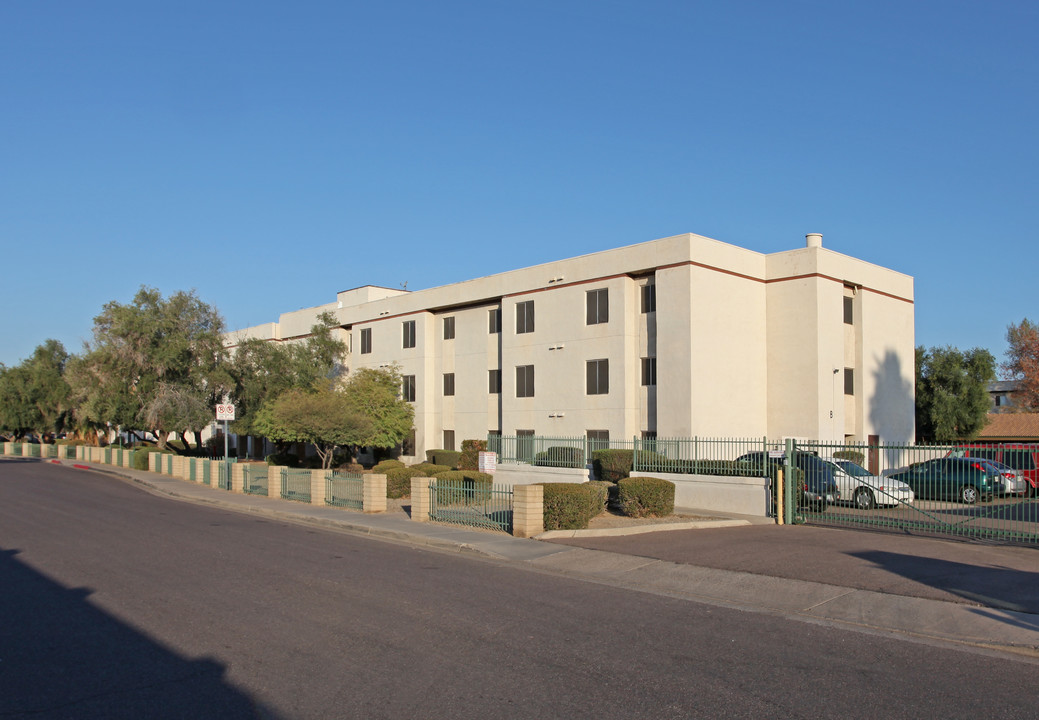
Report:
835,460,872,477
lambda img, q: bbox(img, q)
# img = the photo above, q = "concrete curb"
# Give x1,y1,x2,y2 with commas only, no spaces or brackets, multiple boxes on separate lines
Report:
538,518,750,539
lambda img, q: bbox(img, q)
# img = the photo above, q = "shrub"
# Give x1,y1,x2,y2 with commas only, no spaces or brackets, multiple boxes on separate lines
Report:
534,446,586,468
411,462,451,476
132,447,172,471
592,449,633,483
459,439,486,470
541,483,604,530
431,470,493,504
425,449,462,468
385,467,426,499
265,452,302,467
617,476,675,518
832,450,866,466
373,459,405,472
585,480,614,511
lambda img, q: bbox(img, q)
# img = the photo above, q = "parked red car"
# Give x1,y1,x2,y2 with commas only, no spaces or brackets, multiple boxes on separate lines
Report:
949,444,1039,496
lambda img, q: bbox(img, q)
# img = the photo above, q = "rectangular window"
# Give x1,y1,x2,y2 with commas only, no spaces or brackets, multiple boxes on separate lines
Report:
488,429,502,454
402,375,416,402
641,357,656,386
586,288,608,325
641,430,658,453
516,365,534,398
516,300,534,334
443,373,455,396
403,320,416,349
443,430,455,451
488,369,501,394
489,308,501,334
844,368,854,395
443,316,455,340
641,284,656,313
586,359,609,395
402,428,416,456
360,328,372,354
843,296,854,325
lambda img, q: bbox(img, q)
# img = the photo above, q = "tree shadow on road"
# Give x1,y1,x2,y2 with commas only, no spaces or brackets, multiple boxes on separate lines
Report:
0,547,281,719
848,549,1039,629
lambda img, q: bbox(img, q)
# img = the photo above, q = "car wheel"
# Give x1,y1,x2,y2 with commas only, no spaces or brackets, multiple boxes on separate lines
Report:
854,487,876,510
959,485,979,504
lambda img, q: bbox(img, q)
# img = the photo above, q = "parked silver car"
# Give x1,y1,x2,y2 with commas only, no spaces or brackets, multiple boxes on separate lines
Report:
979,458,1027,496
823,458,915,509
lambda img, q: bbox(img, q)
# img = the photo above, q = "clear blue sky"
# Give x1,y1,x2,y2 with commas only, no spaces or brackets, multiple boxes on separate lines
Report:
2,1,1035,369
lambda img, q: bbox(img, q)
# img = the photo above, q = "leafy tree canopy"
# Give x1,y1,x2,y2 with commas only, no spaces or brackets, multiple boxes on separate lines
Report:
0,340,71,439
1001,318,1039,412
915,345,995,442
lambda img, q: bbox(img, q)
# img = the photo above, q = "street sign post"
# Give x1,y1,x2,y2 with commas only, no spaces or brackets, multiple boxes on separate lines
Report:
216,404,235,462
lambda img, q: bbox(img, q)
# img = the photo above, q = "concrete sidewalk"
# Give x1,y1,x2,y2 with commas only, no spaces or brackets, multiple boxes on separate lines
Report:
54,458,1039,660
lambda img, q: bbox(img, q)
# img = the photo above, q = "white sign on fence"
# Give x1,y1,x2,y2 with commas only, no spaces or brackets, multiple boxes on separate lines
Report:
478,451,497,473
216,404,236,421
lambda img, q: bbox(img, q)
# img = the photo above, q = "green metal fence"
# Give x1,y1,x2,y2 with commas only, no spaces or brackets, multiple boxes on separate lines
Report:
327,471,363,509
790,439,1039,544
243,465,269,496
201,460,212,486
429,479,512,533
280,468,312,503
217,461,232,490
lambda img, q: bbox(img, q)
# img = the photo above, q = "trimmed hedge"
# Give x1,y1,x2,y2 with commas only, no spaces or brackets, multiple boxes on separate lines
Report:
617,476,675,518
832,450,866,466
541,483,604,530
592,449,633,483
586,480,616,510
384,467,426,499
431,470,493,504
425,449,462,468
373,459,405,472
132,447,173,471
411,462,451,476
458,439,486,470
534,445,586,468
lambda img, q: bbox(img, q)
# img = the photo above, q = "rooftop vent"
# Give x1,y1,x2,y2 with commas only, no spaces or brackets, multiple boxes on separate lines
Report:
806,233,823,248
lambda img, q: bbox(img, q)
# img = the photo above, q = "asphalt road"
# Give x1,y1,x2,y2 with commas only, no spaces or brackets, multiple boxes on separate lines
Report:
2,460,1037,719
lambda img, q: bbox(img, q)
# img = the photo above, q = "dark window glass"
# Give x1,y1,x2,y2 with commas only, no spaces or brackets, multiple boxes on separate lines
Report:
360,328,372,354
443,316,455,340
844,296,854,325
443,373,455,396
641,284,656,313
586,288,608,325
443,430,455,451
488,369,501,394
516,301,534,334
489,308,501,334
516,365,534,397
402,428,416,456
403,320,416,349
844,368,854,395
586,359,609,395
641,357,656,386
402,375,416,402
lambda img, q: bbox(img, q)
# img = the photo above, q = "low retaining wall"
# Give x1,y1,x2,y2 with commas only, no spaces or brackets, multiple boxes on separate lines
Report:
648,472,770,517
491,463,589,486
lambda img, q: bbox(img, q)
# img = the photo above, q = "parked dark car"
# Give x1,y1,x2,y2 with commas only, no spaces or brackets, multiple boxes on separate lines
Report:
736,451,840,510
887,457,998,504
949,444,1039,497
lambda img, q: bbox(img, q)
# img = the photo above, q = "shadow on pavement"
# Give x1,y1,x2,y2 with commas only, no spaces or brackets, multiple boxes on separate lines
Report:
0,547,279,719
849,549,1039,617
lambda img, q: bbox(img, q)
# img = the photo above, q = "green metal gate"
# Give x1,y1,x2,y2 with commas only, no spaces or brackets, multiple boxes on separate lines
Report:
327,471,363,510
243,465,268,496
429,479,512,533
281,468,312,503
792,440,1039,545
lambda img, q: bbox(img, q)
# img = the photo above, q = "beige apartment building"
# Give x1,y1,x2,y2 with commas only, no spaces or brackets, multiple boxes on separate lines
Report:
227,232,915,461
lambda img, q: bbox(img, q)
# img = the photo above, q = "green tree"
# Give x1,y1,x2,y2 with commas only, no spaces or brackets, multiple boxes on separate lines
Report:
1001,318,1039,411
342,365,414,450
0,340,72,440
228,311,346,438
915,345,995,442
66,287,230,450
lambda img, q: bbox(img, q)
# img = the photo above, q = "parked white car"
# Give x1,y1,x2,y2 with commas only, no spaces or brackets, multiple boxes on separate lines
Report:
822,459,915,509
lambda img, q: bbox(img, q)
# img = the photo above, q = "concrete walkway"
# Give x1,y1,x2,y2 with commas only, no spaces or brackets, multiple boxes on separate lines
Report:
48,458,1039,660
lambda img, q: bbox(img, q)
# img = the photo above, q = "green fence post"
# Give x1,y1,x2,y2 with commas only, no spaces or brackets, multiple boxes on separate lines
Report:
784,437,796,525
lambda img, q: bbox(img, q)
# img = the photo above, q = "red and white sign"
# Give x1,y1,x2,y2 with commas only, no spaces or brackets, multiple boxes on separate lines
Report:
478,451,497,473
216,404,236,421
